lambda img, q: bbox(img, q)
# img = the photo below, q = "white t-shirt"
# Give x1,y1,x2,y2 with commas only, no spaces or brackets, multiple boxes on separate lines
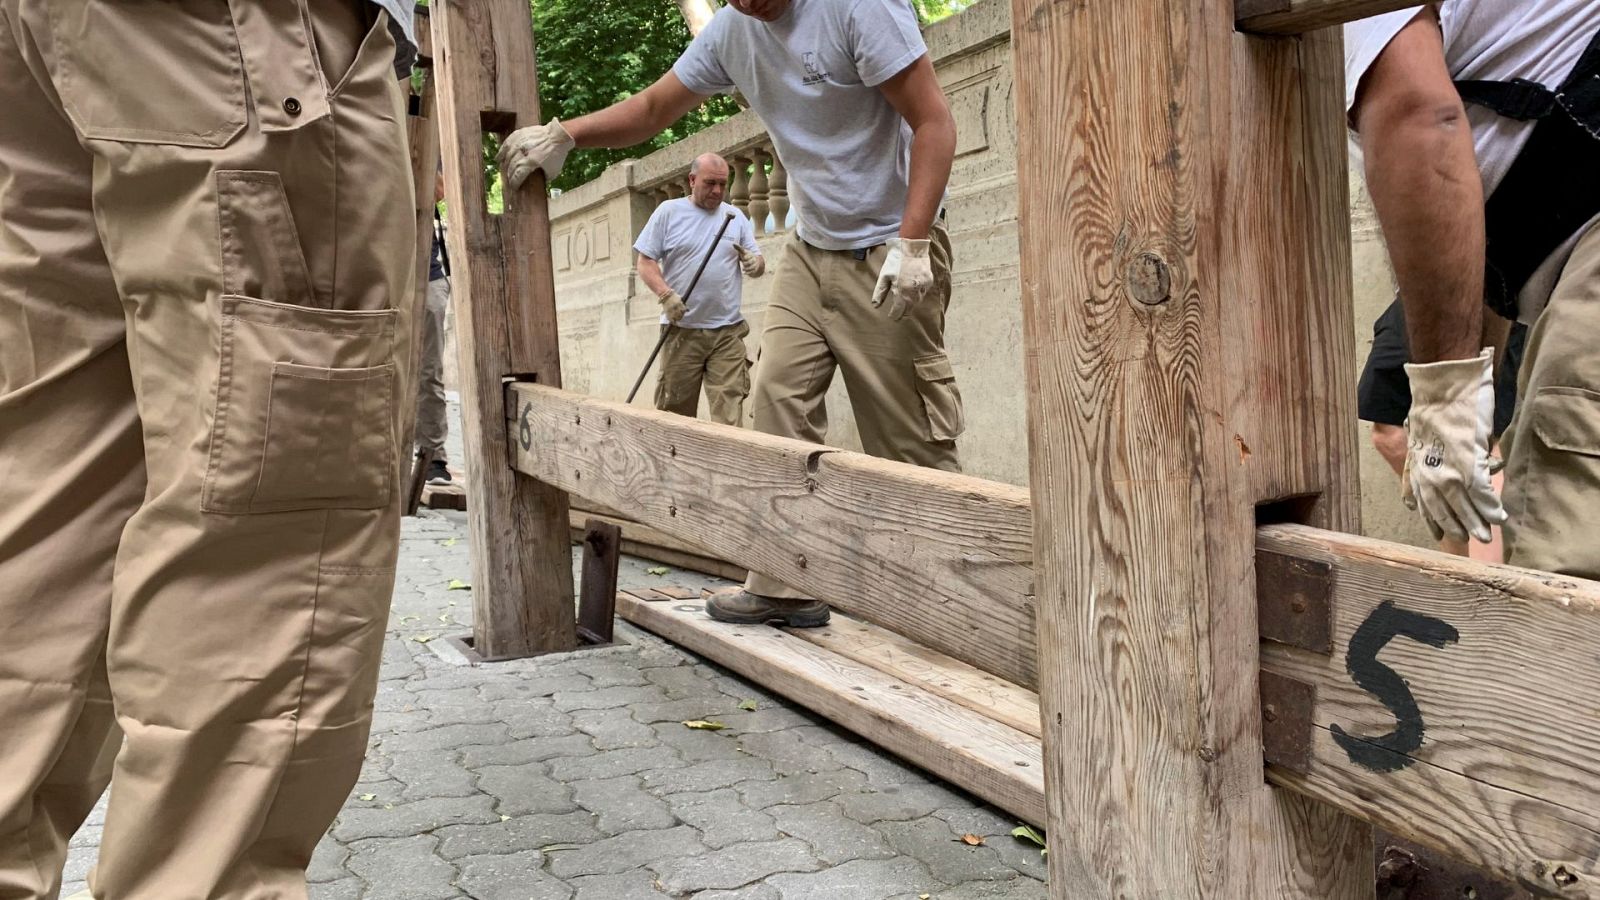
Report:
674,0,927,251
1345,2,1600,322
633,199,760,329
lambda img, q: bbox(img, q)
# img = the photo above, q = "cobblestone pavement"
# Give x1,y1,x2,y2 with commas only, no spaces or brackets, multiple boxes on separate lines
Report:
62,507,1049,898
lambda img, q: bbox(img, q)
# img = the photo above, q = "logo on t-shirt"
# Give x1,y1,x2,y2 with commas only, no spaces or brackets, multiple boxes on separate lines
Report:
800,51,830,86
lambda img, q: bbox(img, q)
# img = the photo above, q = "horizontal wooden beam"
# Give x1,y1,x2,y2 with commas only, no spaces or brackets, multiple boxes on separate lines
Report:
509,384,1037,689
618,593,1046,826
1259,524,1600,896
1235,0,1419,35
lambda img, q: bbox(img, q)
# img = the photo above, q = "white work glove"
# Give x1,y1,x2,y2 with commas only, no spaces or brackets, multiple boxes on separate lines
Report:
496,118,575,192
734,244,764,278
658,290,686,324
1401,349,1506,544
870,238,934,321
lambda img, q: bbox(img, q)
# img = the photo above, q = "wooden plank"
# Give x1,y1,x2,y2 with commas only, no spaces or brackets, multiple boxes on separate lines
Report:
1261,524,1600,896
617,592,1047,826
1010,0,1369,893
1236,0,1422,35
432,1,574,658
510,383,1037,688
402,10,439,518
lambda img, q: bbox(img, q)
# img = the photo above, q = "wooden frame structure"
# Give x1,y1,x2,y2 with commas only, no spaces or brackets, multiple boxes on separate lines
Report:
431,0,1600,896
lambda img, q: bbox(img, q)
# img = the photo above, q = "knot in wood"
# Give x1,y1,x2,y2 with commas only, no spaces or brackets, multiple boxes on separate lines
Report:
1126,251,1172,306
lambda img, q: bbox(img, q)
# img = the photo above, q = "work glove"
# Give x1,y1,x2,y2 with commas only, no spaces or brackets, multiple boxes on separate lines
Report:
734,244,764,278
497,118,574,192
1401,349,1506,544
658,290,686,324
870,238,934,321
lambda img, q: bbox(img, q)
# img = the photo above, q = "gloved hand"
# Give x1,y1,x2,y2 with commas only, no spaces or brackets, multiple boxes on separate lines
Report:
1401,349,1506,544
870,238,933,321
734,244,764,278
658,290,686,323
496,118,575,192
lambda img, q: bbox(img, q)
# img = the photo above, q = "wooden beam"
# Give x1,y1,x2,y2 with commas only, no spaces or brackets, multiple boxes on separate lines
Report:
1236,0,1421,35
509,383,1036,688
618,593,1047,826
1011,0,1369,893
432,1,574,658
1260,524,1600,896
403,10,439,517
566,509,748,583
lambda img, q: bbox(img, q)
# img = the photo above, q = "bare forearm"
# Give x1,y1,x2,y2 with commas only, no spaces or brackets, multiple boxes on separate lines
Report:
566,96,669,150
637,256,670,297
1364,111,1485,362
900,116,954,240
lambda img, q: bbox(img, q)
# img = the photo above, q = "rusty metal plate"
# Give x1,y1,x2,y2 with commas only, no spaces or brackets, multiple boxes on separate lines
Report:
1260,670,1316,774
577,519,622,646
1257,548,1333,653
1374,829,1529,900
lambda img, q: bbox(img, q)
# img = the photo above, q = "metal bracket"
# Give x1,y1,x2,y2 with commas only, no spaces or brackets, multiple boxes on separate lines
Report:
577,519,621,646
1260,670,1316,774
1374,829,1528,900
1257,548,1333,653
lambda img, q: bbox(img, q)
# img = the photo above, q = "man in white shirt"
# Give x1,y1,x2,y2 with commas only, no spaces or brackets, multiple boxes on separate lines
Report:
635,152,764,426
499,0,960,628
1347,1,1600,577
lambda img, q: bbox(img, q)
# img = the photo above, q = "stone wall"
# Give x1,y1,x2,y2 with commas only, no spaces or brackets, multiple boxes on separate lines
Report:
543,0,1429,546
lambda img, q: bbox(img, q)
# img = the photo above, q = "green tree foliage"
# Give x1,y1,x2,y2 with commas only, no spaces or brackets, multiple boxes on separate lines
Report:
531,0,739,192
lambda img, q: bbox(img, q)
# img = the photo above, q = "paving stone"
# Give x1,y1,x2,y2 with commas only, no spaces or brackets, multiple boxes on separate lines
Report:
988,830,1049,882
642,756,775,795
835,784,968,824
548,826,707,879
549,746,688,783
936,878,1051,899
878,816,1019,884
375,722,512,755
651,721,749,762
651,838,822,893
712,706,821,734
387,749,478,800
331,795,498,842
569,870,669,900
826,743,932,786
737,729,841,777
573,775,677,834
307,838,351,884
664,788,780,849
494,700,583,740
693,885,782,900
736,769,869,810
629,696,744,725
644,665,725,699
476,764,579,816
568,659,652,687
310,878,363,900
932,806,1018,839
462,733,593,769
344,834,458,900
454,850,575,900
788,723,859,748
435,812,601,859
478,675,594,701
765,857,942,900
769,802,897,865
571,707,660,749
552,685,669,713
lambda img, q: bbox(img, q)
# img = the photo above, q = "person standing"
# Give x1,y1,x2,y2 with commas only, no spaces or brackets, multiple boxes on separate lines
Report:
417,175,454,486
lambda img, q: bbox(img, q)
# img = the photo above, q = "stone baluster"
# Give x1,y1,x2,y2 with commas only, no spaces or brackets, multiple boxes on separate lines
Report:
766,144,789,234
730,156,752,218
748,148,770,236
665,181,685,200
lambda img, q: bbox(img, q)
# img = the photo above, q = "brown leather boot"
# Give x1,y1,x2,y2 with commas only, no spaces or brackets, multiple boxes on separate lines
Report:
706,590,830,627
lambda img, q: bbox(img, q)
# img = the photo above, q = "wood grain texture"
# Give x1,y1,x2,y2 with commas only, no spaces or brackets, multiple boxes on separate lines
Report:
1010,0,1368,894
403,21,440,513
509,384,1037,687
1236,0,1425,35
617,593,1047,825
565,509,749,582
432,1,574,658
1262,525,1600,896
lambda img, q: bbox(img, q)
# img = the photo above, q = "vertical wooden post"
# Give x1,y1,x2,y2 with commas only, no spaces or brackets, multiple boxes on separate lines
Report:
1011,0,1371,896
431,0,576,659
404,8,440,517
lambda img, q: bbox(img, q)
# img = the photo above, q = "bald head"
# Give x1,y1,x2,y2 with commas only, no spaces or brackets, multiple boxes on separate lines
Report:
688,153,730,210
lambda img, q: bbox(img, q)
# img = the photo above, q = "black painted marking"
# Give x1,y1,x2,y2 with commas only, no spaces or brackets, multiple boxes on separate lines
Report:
1331,600,1459,773
518,404,533,451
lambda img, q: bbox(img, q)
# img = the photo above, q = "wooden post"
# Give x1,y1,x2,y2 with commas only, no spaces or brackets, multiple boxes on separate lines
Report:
404,8,440,518
1011,0,1371,896
431,0,576,659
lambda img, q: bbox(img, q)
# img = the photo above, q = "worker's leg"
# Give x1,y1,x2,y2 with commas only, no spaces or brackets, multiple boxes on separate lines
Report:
9,2,416,896
702,321,752,427
655,327,711,418
0,10,132,896
415,276,450,464
830,222,962,471
1500,223,1600,578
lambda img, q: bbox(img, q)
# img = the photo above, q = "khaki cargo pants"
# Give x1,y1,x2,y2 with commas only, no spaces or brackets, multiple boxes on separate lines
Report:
655,320,751,427
0,3,415,898
416,276,451,459
745,224,962,600
1501,222,1600,578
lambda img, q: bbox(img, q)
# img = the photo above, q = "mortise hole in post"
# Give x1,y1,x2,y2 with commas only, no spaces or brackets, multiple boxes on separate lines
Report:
1256,494,1321,528
480,110,519,216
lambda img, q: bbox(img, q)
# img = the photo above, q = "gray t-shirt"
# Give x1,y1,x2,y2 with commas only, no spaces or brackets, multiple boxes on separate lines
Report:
634,199,760,329
674,0,927,251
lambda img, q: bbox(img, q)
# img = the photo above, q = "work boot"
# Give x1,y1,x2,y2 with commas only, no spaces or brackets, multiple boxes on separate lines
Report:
706,590,830,628
426,458,452,485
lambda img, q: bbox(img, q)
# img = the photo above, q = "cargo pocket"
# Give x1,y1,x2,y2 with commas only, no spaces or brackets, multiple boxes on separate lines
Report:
1531,387,1600,455
203,296,398,515
44,0,246,147
913,353,965,442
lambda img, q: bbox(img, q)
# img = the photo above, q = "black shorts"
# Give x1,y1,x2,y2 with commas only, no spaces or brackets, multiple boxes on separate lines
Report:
1356,299,1527,437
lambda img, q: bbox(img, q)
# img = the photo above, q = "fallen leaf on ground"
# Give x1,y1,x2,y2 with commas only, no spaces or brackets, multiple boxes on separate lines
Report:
645,566,670,576
438,614,452,623
1011,824,1046,848
682,719,727,731
440,537,458,547
500,815,510,822
959,834,985,846
447,579,471,591
399,615,420,624
358,793,376,802
737,699,758,711
411,634,435,644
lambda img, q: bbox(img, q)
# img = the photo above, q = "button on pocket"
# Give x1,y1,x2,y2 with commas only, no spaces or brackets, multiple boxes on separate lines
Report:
913,352,965,443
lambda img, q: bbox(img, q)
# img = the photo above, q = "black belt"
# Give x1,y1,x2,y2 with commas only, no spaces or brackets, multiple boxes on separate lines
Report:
801,209,947,261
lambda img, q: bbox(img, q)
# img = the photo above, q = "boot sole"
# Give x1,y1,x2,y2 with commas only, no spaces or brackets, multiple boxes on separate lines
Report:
706,606,831,629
